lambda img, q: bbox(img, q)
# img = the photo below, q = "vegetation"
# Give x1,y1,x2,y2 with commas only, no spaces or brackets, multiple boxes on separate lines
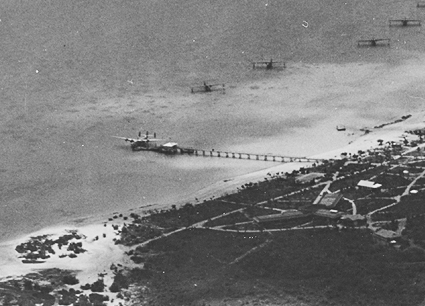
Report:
130,229,425,305
355,198,395,215
117,223,164,246
328,165,388,193
404,215,425,249
146,201,244,229
203,211,250,228
0,269,100,306
372,191,425,221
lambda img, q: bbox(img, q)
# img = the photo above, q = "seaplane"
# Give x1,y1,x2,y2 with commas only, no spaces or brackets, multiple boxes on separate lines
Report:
357,38,390,47
191,81,225,94
252,58,286,70
112,130,164,151
389,18,421,27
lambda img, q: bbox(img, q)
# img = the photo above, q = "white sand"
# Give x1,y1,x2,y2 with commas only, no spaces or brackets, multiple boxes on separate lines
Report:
0,221,129,287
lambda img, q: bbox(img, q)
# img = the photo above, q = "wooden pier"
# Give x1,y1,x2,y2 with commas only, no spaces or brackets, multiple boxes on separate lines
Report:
172,147,325,164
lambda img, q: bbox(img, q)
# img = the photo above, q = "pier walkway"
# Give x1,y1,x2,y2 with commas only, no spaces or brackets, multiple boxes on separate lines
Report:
174,147,326,163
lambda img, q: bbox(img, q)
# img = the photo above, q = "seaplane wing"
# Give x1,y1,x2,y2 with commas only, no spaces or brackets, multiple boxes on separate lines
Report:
112,136,139,143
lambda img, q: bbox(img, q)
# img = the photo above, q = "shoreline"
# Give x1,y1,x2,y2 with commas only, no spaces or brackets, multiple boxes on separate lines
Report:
3,56,425,244
1,111,423,282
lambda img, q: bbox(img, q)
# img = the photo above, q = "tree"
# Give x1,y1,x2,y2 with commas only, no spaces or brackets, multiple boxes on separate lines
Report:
63,275,79,285
90,279,105,292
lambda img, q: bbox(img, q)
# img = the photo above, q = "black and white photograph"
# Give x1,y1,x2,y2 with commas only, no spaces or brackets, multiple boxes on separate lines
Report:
2,1,425,305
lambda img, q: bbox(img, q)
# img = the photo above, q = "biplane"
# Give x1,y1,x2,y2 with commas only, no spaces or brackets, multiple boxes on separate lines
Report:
357,38,390,47
252,58,286,70
191,82,225,93
389,18,421,26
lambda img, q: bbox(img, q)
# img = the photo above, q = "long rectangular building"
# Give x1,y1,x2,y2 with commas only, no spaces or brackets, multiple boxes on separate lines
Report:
253,210,309,223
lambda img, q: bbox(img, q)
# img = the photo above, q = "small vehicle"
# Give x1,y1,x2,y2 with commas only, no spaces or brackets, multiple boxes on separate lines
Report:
113,130,164,151
357,38,390,47
252,58,286,70
191,82,225,93
418,1,425,7
389,18,421,26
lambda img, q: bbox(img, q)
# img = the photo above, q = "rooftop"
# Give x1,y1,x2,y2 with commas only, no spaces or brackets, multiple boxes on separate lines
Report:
341,214,366,221
374,228,401,239
318,193,343,208
357,180,382,189
161,142,178,148
313,209,343,219
253,211,308,223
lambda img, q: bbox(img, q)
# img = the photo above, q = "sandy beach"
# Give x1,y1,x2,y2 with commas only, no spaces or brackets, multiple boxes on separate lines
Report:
1,0,425,296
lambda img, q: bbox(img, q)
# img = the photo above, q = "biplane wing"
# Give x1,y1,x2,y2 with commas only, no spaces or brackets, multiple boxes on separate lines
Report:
252,59,286,69
191,83,225,93
112,136,138,143
357,38,390,46
389,18,421,26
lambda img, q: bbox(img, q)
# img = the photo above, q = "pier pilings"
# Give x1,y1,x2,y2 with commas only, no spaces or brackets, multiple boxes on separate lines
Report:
171,147,325,164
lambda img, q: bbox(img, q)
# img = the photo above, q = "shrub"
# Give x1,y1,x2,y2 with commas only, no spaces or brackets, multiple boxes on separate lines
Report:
109,272,129,293
90,279,105,292
63,275,79,285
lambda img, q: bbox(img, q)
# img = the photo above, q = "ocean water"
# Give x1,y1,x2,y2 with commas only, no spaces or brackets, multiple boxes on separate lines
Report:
1,0,423,243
